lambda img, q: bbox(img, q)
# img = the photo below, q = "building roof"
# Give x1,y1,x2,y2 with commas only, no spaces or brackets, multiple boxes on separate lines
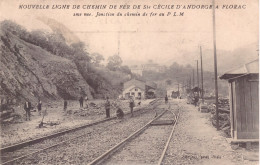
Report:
123,79,157,90
123,79,145,90
220,59,259,80
146,81,157,89
147,89,156,93
124,85,145,92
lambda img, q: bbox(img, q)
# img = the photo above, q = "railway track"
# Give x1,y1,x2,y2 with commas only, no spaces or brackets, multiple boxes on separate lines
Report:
0,99,161,165
88,105,180,165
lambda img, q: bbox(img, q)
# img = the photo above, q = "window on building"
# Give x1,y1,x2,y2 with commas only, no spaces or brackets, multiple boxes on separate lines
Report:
135,88,138,91
131,92,135,95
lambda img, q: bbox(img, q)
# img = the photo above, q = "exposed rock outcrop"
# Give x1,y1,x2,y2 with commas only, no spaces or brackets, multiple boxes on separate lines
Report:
0,22,92,103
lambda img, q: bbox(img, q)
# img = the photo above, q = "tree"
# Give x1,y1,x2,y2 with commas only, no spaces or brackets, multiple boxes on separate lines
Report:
90,53,105,65
119,65,131,74
107,55,122,71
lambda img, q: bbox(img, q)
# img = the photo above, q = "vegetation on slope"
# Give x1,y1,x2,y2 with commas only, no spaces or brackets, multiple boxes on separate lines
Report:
0,20,130,103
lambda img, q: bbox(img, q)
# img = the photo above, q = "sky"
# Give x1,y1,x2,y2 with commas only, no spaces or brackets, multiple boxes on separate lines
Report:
0,0,259,68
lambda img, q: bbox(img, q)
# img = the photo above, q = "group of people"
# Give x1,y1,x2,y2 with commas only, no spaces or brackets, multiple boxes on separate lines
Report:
68,95,136,119
24,95,137,121
24,100,42,121
104,97,125,119
103,96,135,119
63,96,87,112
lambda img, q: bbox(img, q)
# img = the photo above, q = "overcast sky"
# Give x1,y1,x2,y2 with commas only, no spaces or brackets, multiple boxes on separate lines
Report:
0,0,258,67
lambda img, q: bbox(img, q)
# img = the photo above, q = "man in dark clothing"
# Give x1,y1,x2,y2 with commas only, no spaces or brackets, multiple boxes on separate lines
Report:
24,101,31,121
79,96,84,108
37,100,42,115
64,100,68,111
165,95,168,104
194,92,199,107
129,97,135,117
105,97,110,118
194,97,199,107
116,107,124,119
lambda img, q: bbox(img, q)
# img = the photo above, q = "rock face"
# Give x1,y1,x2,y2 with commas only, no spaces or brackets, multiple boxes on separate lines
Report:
0,21,92,103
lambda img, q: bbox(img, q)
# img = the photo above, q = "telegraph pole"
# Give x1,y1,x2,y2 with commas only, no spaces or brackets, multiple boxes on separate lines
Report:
192,69,195,88
189,76,191,89
182,80,185,95
197,60,199,89
186,79,188,89
212,0,219,130
178,83,180,97
118,32,120,56
200,46,204,103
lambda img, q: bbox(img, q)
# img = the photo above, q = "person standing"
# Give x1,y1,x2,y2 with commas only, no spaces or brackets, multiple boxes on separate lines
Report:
194,92,199,107
79,96,84,108
64,99,68,112
24,101,31,121
129,97,135,117
165,95,168,104
104,97,110,118
37,100,42,115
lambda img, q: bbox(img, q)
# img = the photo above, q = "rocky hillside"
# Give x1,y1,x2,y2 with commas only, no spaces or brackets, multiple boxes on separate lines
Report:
0,20,126,104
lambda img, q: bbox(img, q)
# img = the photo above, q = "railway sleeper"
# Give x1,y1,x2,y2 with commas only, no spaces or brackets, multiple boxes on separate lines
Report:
150,120,175,126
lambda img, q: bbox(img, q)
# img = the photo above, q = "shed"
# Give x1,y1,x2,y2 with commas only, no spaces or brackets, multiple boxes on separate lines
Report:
220,59,259,140
145,81,157,98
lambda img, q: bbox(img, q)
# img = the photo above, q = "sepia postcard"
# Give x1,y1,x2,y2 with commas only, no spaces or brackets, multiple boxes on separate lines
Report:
0,0,259,164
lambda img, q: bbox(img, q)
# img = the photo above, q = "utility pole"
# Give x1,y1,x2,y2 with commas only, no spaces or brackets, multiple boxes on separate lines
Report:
197,60,199,89
189,76,191,89
192,69,195,88
182,80,184,95
187,77,190,90
178,83,179,97
200,46,204,103
118,32,120,56
212,0,219,130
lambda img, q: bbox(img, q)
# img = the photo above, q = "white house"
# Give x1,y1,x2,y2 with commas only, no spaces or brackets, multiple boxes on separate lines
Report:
122,85,145,99
123,79,145,99
122,79,157,99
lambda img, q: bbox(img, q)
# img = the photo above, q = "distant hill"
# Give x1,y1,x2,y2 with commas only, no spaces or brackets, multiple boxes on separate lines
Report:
141,63,229,97
163,44,258,74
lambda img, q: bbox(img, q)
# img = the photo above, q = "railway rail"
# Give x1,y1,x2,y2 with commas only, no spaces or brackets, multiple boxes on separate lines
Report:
87,105,180,165
1,99,160,165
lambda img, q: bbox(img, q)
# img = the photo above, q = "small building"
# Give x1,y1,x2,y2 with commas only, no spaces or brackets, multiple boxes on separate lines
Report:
122,79,157,99
220,59,259,140
123,79,146,99
145,81,157,99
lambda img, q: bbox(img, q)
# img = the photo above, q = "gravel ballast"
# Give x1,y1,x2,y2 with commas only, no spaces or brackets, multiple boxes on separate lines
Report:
11,102,167,164
1,99,155,148
102,105,179,165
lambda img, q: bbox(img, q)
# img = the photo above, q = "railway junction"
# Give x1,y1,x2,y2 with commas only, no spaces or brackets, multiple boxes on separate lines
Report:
0,99,258,165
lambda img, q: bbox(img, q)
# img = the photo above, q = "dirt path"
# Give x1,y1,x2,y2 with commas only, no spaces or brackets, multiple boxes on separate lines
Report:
163,99,259,165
